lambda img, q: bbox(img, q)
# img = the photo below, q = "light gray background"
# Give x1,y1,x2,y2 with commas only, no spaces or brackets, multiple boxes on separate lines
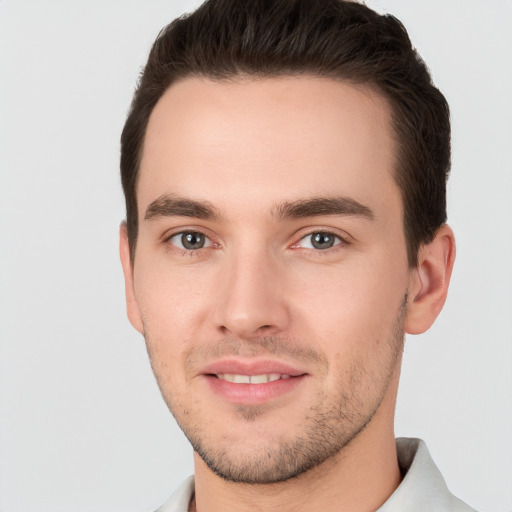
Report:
1,1,511,511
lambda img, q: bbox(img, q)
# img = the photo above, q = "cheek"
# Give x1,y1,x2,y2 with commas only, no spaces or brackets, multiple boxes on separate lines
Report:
288,256,408,354
135,272,211,397
134,258,215,351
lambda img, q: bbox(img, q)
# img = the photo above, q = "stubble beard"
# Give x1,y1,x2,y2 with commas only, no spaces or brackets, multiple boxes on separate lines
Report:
145,295,407,485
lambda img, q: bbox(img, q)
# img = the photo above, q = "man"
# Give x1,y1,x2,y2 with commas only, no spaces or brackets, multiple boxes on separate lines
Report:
119,0,475,510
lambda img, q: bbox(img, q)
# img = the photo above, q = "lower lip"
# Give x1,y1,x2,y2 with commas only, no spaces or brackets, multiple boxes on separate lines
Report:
203,375,306,404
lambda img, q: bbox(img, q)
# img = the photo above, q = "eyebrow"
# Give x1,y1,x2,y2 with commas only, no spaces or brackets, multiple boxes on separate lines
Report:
274,196,375,221
144,194,374,223
144,194,221,221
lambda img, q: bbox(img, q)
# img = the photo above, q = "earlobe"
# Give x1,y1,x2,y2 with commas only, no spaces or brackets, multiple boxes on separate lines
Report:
405,224,456,335
119,223,144,334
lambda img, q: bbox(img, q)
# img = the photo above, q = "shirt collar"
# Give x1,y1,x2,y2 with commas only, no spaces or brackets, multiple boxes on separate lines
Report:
377,438,475,511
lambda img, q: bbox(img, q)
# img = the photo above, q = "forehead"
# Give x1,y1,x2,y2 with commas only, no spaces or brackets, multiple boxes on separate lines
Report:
138,76,399,219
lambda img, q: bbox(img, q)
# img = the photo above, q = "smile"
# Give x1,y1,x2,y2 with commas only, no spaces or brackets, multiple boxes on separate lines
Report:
215,373,291,384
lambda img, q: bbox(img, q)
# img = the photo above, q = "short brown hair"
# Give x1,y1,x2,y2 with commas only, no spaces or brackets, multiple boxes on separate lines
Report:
121,0,450,266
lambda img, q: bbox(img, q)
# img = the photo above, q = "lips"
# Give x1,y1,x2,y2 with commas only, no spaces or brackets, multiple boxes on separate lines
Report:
200,360,307,404
216,373,291,384
201,359,304,377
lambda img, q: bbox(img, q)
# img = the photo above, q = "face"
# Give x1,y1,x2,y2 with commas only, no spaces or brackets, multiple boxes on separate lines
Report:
122,76,416,483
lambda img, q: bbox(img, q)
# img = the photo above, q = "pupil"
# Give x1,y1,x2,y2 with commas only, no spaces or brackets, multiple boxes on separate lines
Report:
182,232,205,250
312,232,334,249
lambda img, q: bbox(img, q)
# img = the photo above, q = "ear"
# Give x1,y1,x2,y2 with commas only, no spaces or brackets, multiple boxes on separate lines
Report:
405,224,456,335
119,222,144,334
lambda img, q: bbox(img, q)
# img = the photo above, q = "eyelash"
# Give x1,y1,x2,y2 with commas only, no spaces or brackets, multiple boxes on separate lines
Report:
163,229,349,256
164,230,216,256
292,231,347,252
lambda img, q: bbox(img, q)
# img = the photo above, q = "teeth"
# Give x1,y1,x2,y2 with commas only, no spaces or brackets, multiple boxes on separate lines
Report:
233,374,250,384
216,373,291,384
251,373,279,384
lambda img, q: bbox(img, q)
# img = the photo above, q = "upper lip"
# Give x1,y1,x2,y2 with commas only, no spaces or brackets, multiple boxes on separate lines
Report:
200,359,306,377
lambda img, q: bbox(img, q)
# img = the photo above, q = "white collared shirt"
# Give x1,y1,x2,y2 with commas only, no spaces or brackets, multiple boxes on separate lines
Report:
156,438,476,512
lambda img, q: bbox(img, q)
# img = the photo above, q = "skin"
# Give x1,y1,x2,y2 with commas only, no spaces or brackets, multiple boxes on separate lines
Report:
120,76,455,512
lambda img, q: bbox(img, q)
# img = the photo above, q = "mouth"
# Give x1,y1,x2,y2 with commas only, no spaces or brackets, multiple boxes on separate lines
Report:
200,361,307,404
214,373,291,384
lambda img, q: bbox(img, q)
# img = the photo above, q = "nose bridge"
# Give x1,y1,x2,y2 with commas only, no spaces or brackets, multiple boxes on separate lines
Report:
214,240,289,338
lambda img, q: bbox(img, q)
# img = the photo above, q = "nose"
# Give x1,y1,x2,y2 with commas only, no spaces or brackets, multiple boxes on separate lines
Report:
213,247,291,339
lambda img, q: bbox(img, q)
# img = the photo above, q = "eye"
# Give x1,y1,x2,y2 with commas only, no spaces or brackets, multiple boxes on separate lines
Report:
296,231,343,250
168,231,212,251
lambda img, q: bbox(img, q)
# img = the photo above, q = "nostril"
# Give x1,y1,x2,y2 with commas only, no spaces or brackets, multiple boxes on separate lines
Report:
255,324,276,335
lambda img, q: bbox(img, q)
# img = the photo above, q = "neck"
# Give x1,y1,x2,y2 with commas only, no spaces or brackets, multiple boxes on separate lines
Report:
190,376,402,512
